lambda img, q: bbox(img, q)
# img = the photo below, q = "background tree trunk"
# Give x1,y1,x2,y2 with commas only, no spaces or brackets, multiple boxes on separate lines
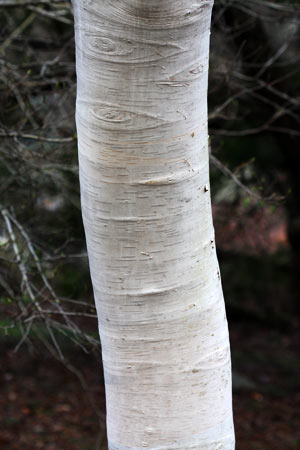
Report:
73,0,234,448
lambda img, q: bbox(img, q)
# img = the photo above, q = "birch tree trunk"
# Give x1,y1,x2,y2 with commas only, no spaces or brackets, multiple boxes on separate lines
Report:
72,1,234,448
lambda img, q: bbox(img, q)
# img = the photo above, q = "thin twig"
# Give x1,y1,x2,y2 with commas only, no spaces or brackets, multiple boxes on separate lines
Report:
27,5,73,25
0,12,36,54
1,208,41,313
0,130,75,143
209,154,283,203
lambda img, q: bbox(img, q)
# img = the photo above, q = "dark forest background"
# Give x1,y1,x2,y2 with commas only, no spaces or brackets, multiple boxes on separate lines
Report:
0,1,299,449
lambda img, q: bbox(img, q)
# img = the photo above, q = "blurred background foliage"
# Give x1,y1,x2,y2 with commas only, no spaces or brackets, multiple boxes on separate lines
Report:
0,1,299,449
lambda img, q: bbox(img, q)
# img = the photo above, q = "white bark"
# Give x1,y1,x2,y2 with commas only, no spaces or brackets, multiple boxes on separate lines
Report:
73,1,234,448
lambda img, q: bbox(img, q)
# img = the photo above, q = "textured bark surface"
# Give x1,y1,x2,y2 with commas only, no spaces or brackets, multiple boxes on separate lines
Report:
73,0,234,448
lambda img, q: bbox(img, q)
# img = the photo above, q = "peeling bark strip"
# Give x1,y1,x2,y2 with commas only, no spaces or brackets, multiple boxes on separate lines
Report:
73,1,234,448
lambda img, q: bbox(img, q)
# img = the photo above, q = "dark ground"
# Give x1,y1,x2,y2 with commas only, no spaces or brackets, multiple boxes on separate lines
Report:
0,318,299,450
